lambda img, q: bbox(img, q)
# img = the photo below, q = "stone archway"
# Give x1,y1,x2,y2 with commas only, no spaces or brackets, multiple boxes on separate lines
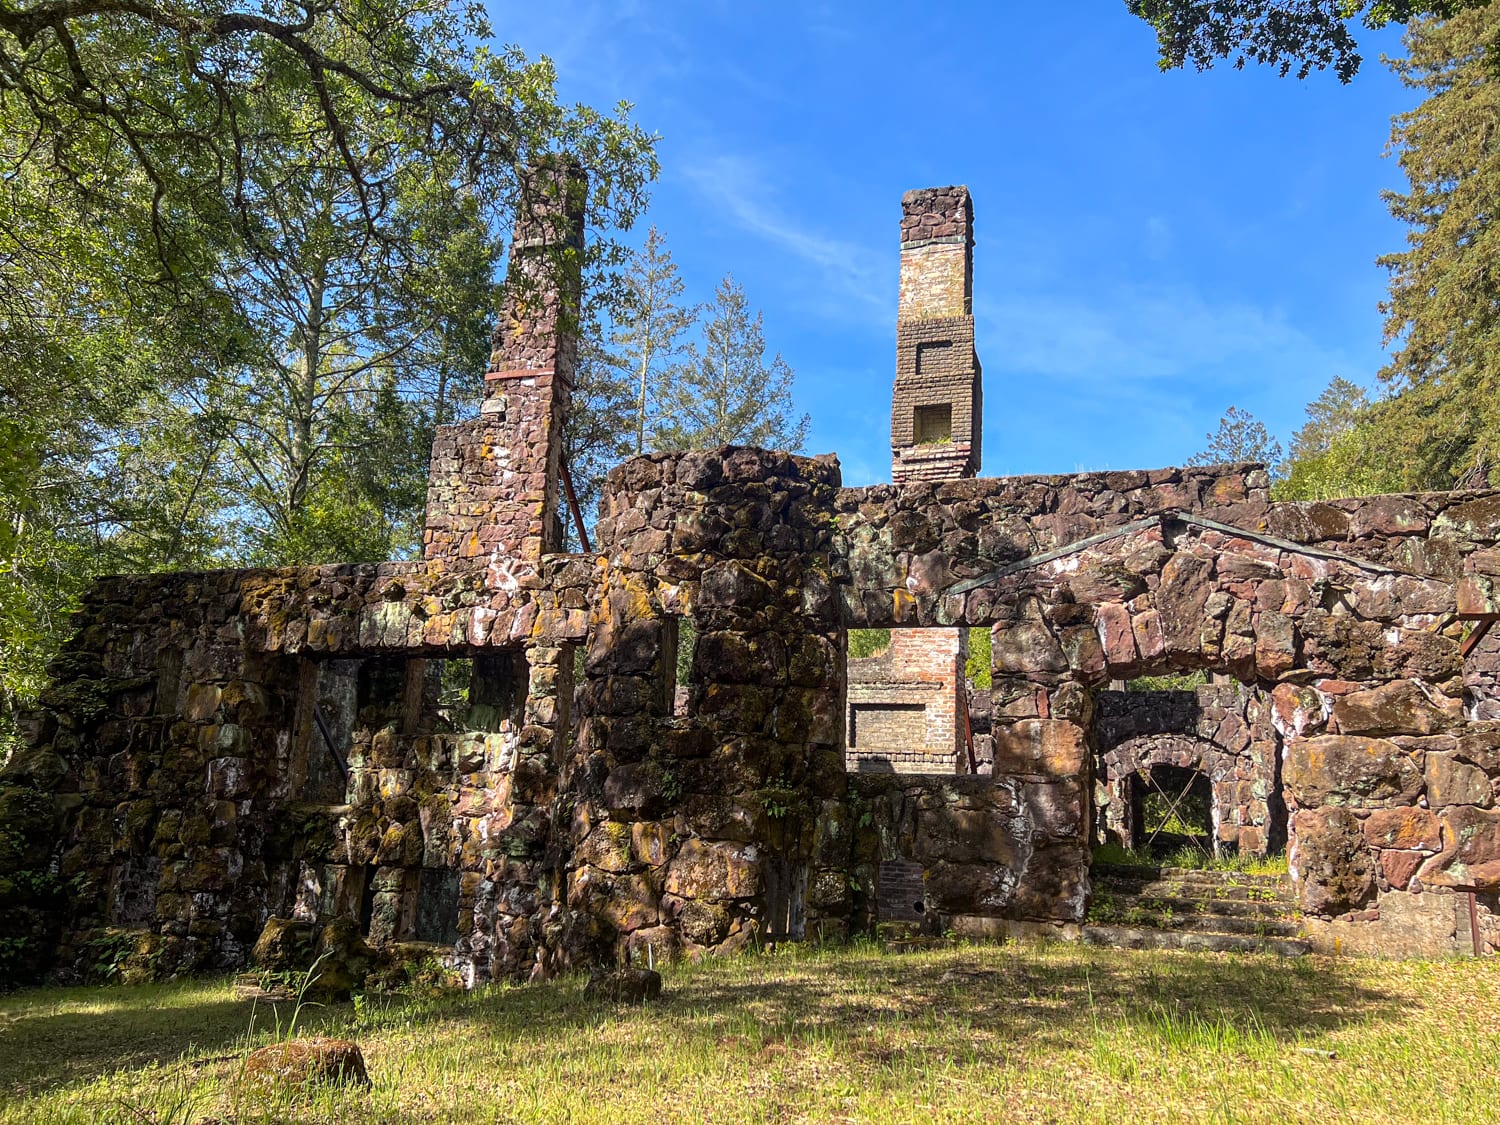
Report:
1093,683,1284,857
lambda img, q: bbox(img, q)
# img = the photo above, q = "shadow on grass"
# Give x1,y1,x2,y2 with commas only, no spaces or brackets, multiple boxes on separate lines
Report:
0,980,347,1099
0,944,1406,1100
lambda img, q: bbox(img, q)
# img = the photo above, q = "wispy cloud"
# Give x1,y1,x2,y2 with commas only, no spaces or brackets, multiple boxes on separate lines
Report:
975,285,1348,388
970,283,1372,473
681,154,889,323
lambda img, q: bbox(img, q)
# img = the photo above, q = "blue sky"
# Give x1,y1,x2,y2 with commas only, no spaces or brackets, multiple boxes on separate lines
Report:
495,2,1416,487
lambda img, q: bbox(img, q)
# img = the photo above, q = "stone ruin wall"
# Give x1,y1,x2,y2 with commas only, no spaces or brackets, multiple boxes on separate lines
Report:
7,171,1500,986
6,456,1500,983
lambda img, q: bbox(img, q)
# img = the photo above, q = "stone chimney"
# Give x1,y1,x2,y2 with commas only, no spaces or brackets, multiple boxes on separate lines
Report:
423,160,587,565
890,186,982,483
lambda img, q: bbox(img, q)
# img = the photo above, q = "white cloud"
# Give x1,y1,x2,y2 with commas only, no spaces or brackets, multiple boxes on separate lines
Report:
974,285,1348,389
681,154,889,323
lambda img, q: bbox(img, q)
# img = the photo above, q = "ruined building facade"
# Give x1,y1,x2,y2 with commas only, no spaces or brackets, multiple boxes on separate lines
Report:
5,175,1500,989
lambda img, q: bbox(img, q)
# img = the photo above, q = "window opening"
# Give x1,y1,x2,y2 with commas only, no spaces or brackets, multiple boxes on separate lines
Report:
844,627,972,774
914,403,953,445
1134,764,1213,860
435,650,527,733
664,617,697,717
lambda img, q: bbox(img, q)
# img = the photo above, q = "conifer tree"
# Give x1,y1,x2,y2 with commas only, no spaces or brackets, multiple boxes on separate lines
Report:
1186,405,1283,469
610,227,699,454
655,275,810,452
1376,8,1500,488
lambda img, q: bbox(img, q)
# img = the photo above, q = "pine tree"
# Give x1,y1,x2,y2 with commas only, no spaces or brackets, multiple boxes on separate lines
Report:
1186,406,1283,469
1275,376,1408,501
1286,377,1371,465
655,275,810,452
610,228,700,454
1377,8,1500,489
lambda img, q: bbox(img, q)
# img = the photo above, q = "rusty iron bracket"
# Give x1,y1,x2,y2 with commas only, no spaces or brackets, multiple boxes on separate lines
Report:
1460,617,1497,659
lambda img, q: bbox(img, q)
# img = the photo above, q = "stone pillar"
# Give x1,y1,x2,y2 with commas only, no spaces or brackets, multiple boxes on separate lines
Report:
891,185,982,484
423,161,587,565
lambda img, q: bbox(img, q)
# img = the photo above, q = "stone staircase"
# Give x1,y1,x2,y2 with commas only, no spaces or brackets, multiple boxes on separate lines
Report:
1084,863,1310,957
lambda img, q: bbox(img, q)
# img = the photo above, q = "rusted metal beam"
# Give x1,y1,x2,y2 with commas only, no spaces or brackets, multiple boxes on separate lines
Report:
1461,617,1497,659
1171,511,1409,576
945,516,1161,596
558,451,592,554
944,506,1414,599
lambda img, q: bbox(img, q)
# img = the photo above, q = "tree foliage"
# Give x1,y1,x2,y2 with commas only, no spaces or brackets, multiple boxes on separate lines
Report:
1274,377,1406,499
610,226,699,456
654,274,810,453
1127,0,1490,81
1186,405,1283,469
1375,7,1500,489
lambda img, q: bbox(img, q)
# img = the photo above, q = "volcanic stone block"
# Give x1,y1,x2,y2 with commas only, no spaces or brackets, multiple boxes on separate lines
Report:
1362,806,1442,852
663,839,762,902
991,720,1087,778
1295,807,1376,915
1285,734,1424,809
1425,753,1493,808
1334,680,1457,738
1420,805,1500,890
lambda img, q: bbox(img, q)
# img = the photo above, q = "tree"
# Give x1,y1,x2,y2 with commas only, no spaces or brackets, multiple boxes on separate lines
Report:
187,83,502,563
1127,0,1490,81
1285,376,1371,465
1274,377,1405,499
561,321,636,550
610,227,699,455
0,2,658,738
1186,405,1283,468
1375,8,1500,489
655,275,810,452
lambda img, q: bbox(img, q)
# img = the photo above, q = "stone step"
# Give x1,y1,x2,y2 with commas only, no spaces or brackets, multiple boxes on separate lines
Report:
1095,893,1296,920
1092,909,1304,938
1082,924,1311,957
1093,863,1290,889
1094,877,1297,906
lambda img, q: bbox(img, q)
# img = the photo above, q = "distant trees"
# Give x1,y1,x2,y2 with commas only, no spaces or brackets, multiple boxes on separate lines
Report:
563,231,810,531
653,275,810,453
1190,12,1500,500
1373,7,1500,490
612,227,700,456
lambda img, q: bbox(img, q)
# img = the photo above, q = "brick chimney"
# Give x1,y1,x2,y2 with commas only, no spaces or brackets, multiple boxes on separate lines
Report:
891,186,983,483
423,160,587,565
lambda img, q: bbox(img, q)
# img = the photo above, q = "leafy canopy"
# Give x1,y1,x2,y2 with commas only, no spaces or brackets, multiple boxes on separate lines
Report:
1127,0,1491,81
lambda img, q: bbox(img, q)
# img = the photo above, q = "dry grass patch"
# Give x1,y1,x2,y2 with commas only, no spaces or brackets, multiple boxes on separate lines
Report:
1,941,1497,1123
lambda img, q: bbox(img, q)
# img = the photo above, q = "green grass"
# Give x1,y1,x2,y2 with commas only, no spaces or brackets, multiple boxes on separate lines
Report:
1093,842,1290,877
2,941,1497,1124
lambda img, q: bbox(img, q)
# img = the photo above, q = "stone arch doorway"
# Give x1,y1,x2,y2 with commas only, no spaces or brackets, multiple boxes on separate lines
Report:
1092,682,1286,859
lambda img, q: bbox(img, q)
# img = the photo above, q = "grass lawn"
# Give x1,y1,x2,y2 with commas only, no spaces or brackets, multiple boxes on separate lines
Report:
1,940,1497,1124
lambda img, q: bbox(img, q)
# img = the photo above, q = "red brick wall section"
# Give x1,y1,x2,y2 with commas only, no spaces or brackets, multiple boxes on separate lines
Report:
846,629,967,773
